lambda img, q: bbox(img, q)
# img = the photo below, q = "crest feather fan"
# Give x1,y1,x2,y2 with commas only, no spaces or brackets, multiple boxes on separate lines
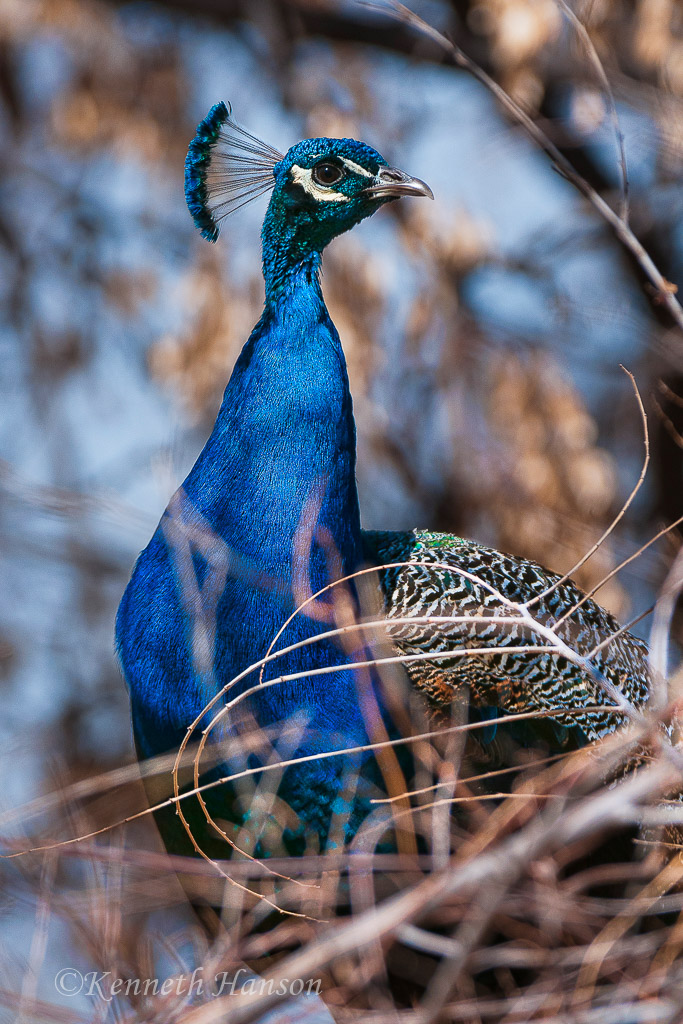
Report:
184,101,283,241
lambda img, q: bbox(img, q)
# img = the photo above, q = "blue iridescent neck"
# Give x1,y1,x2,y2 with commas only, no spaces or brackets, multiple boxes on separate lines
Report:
260,199,325,304
177,203,363,641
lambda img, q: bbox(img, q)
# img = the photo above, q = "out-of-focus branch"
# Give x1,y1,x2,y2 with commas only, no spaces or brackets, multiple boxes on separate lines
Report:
371,2,683,332
103,0,452,62
555,0,630,222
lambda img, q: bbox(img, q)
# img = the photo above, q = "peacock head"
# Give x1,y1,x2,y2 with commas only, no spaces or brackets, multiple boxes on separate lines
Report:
268,135,432,252
184,103,432,258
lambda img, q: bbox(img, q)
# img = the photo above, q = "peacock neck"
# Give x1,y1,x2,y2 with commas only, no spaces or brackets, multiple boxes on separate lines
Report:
182,243,362,661
260,197,329,304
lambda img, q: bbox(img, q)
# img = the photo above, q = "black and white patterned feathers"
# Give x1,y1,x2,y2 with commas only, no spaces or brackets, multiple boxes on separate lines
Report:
363,529,650,746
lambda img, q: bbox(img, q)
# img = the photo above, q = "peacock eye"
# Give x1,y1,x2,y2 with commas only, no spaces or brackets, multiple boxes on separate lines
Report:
312,162,344,187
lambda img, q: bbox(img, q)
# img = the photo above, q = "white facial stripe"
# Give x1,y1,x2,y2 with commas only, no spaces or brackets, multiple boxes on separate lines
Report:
339,157,374,178
290,165,350,202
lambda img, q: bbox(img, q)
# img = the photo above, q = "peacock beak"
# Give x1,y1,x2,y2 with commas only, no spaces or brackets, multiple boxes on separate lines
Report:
363,166,434,200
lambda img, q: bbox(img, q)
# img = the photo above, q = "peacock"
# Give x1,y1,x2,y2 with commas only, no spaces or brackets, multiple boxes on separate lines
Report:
116,103,651,862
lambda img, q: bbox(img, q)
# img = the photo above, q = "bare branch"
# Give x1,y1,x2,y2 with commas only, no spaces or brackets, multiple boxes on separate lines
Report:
366,1,683,330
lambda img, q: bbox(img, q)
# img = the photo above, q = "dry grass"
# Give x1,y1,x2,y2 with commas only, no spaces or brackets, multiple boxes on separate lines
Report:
3,479,683,1021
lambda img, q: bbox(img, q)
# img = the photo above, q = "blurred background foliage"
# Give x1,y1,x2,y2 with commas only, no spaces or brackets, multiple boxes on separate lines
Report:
1,0,683,1005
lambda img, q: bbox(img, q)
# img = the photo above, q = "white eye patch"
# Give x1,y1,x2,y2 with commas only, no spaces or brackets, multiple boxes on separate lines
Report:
290,165,350,202
338,157,374,178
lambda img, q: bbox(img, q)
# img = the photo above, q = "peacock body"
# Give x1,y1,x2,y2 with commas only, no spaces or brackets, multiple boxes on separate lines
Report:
116,103,651,859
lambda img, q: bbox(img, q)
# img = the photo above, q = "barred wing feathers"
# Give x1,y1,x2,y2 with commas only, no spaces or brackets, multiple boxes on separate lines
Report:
362,529,650,745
